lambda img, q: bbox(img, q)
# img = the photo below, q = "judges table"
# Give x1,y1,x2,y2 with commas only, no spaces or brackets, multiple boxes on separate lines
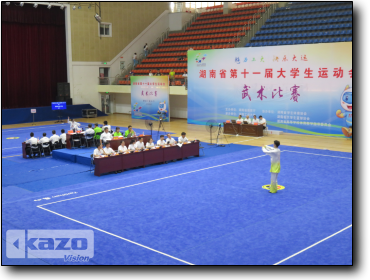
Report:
94,141,200,176
223,122,263,137
66,134,151,149
22,142,29,158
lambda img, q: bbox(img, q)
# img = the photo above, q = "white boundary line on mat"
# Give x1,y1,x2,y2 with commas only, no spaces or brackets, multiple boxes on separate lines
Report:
274,224,352,265
37,206,195,265
283,150,352,159
37,154,267,207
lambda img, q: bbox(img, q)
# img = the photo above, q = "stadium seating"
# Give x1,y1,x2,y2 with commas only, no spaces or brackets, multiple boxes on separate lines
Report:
245,2,352,48
118,4,268,85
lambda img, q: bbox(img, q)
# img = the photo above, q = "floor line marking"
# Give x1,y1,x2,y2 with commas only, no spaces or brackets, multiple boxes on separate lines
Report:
233,137,263,144
283,150,352,159
2,147,20,150
2,124,66,132
2,155,22,158
37,206,194,265
273,225,352,265
37,154,268,207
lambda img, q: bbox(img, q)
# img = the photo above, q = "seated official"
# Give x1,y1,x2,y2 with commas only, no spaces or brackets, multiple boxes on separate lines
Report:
166,133,177,145
25,132,40,157
124,125,136,138
39,133,50,144
103,142,116,156
102,121,111,133
146,138,155,149
113,127,123,137
157,135,166,147
252,115,259,125
100,127,113,143
259,115,267,129
60,129,66,146
83,124,96,146
68,116,81,130
26,132,39,145
118,140,128,153
49,130,60,145
135,137,145,150
236,115,243,122
94,123,103,140
178,132,189,143
128,139,137,151
244,115,252,124
94,143,106,158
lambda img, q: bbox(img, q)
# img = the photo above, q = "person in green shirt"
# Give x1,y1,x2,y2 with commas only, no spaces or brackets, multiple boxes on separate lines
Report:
94,123,103,141
113,127,122,137
169,69,175,86
124,125,136,138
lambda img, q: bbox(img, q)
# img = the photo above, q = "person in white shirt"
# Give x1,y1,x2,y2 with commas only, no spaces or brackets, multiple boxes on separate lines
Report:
67,116,80,131
128,139,137,151
135,137,145,150
146,138,155,149
100,127,113,143
102,121,111,133
39,133,50,144
157,135,166,147
149,70,153,76
236,114,243,123
26,132,38,145
178,132,189,143
133,53,138,67
60,129,66,145
93,143,106,158
25,132,40,157
262,140,281,194
252,115,259,125
49,130,60,144
259,115,267,129
103,142,116,156
244,115,252,124
166,133,177,145
84,124,95,136
118,140,128,154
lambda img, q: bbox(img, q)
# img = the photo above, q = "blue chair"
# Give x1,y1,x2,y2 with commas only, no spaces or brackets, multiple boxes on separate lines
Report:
347,30,352,35
329,38,335,42
292,40,297,45
313,38,319,43
267,41,273,46
245,43,251,47
328,31,334,36
287,40,292,44
323,38,330,43
272,41,278,46
301,39,307,44
347,36,352,41
334,37,340,42
282,41,287,45
262,42,268,46
318,38,324,43
250,43,255,47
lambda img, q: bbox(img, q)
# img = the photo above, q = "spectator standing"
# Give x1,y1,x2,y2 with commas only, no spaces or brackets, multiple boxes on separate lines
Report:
133,53,138,67
169,69,175,86
149,70,153,76
143,43,148,57
156,69,161,76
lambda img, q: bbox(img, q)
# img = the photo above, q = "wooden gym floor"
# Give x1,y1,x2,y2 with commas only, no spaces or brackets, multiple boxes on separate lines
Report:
2,114,352,153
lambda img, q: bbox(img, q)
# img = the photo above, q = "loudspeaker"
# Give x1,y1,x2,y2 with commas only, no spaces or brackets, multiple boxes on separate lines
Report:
57,83,70,97
66,98,73,105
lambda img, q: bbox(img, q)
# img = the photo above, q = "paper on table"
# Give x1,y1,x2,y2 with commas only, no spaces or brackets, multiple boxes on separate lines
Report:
177,143,183,148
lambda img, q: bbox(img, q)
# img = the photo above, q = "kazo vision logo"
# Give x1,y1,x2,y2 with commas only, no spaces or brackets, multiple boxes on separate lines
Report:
6,230,94,262
195,53,207,66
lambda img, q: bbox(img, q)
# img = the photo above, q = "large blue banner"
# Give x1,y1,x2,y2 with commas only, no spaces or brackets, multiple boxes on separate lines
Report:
188,42,352,137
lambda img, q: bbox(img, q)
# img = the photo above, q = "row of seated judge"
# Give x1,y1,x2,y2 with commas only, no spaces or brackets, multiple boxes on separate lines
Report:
24,130,67,158
93,133,191,173
226,115,267,129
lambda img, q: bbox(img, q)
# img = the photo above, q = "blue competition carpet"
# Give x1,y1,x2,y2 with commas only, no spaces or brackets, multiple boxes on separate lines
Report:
2,123,352,265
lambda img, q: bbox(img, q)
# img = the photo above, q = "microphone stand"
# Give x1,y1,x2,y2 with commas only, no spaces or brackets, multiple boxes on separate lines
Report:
216,123,225,147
